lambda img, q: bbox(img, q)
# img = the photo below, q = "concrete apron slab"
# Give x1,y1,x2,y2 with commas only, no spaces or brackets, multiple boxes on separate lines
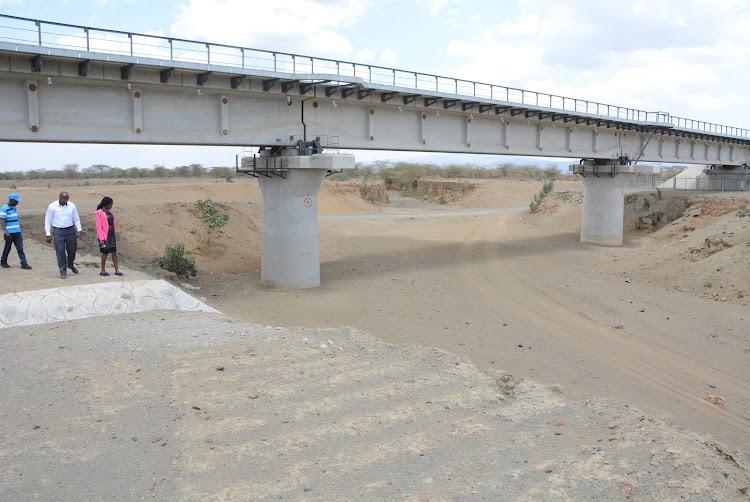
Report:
0,279,218,329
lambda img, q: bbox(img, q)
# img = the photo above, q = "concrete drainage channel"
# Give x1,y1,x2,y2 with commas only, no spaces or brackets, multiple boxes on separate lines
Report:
0,280,218,329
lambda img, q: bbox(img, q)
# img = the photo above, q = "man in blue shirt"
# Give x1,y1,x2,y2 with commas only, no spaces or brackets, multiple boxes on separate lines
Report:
1,193,32,270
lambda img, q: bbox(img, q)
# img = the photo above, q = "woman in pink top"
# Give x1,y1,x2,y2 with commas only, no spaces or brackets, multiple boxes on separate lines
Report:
95,196,122,276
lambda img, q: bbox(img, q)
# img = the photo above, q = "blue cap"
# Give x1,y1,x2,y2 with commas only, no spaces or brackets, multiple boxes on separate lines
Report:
8,193,21,202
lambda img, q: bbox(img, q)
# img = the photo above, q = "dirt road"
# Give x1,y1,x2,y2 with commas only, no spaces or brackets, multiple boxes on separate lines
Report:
202,205,750,458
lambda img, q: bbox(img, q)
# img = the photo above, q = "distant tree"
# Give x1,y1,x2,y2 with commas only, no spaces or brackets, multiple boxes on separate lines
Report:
81,166,99,177
189,163,206,177
208,166,233,177
354,165,374,178
150,164,168,178
126,166,147,178
106,167,127,178
0,171,19,180
543,166,560,178
369,160,394,172
88,164,110,177
495,163,513,178
62,163,79,179
173,165,192,177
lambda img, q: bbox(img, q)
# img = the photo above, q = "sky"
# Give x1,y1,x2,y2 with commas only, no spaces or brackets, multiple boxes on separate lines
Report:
0,0,749,172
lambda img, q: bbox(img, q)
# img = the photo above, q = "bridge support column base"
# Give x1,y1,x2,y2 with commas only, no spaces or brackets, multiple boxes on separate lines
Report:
257,153,354,288
578,172,632,246
259,168,327,288
571,161,658,247
581,174,632,246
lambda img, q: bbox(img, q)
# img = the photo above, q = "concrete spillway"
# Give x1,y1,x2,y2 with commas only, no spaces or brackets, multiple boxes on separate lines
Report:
0,280,217,329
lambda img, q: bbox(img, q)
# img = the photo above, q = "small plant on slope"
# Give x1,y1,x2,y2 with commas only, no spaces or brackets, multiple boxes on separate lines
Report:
195,198,230,244
529,180,554,213
157,243,197,278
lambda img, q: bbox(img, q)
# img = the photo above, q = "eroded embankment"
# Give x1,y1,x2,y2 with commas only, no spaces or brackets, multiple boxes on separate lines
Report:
535,190,750,305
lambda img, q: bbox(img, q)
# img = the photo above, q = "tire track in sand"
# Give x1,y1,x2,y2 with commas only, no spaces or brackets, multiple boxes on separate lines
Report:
457,215,750,446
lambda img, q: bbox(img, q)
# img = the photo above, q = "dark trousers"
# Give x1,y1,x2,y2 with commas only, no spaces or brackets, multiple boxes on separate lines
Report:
53,226,77,275
2,232,27,265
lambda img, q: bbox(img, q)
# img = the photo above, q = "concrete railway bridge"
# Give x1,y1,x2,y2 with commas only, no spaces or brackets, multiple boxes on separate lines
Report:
1,14,749,287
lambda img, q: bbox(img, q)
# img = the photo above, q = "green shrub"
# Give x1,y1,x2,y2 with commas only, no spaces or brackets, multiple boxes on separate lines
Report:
157,243,197,278
542,180,554,195
649,211,665,227
226,174,234,183
195,198,229,243
737,205,750,217
360,178,373,201
529,180,554,213
9,182,16,189
650,188,663,201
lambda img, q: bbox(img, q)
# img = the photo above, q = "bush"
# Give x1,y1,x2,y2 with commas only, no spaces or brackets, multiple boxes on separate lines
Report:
157,243,197,278
360,178,376,203
195,198,230,243
542,180,554,195
737,205,750,217
529,180,554,213
649,211,665,227
9,182,16,189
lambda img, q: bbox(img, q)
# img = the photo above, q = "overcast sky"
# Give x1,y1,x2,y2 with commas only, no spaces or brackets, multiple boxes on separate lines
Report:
1,0,748,171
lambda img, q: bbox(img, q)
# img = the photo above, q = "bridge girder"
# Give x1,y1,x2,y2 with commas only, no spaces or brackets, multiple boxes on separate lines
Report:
0,45,748,166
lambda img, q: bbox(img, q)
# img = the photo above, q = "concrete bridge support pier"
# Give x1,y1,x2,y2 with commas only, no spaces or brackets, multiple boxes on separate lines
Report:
256,151,354,288
571,161,658,246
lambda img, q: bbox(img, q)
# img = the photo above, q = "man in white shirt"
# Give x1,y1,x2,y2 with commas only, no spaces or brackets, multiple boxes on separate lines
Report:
44,191,82,279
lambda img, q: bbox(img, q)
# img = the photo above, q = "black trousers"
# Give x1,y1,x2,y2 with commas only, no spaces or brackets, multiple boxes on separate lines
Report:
53,226,77,275
2,232,27,265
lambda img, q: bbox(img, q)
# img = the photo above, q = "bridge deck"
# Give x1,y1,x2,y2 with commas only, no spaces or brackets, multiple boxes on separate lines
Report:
0,14,748,165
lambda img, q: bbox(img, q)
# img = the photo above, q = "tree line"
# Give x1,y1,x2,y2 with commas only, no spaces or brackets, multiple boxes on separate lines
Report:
331,161,689,184
330,161,567,183
0,163,235,180
1,160,688,182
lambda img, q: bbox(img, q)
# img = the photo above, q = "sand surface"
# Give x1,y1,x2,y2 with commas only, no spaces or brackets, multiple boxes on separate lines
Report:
1,176,749,500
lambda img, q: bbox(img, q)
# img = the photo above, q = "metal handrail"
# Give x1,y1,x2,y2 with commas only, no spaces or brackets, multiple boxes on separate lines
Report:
0,13,747,139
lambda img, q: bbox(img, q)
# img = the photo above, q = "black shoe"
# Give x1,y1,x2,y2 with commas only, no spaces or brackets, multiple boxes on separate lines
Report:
0,262,8,269
21,263,32,270
70,266,79,274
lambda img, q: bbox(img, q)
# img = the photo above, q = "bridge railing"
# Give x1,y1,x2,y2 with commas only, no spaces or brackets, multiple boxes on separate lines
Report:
1,14,748,140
